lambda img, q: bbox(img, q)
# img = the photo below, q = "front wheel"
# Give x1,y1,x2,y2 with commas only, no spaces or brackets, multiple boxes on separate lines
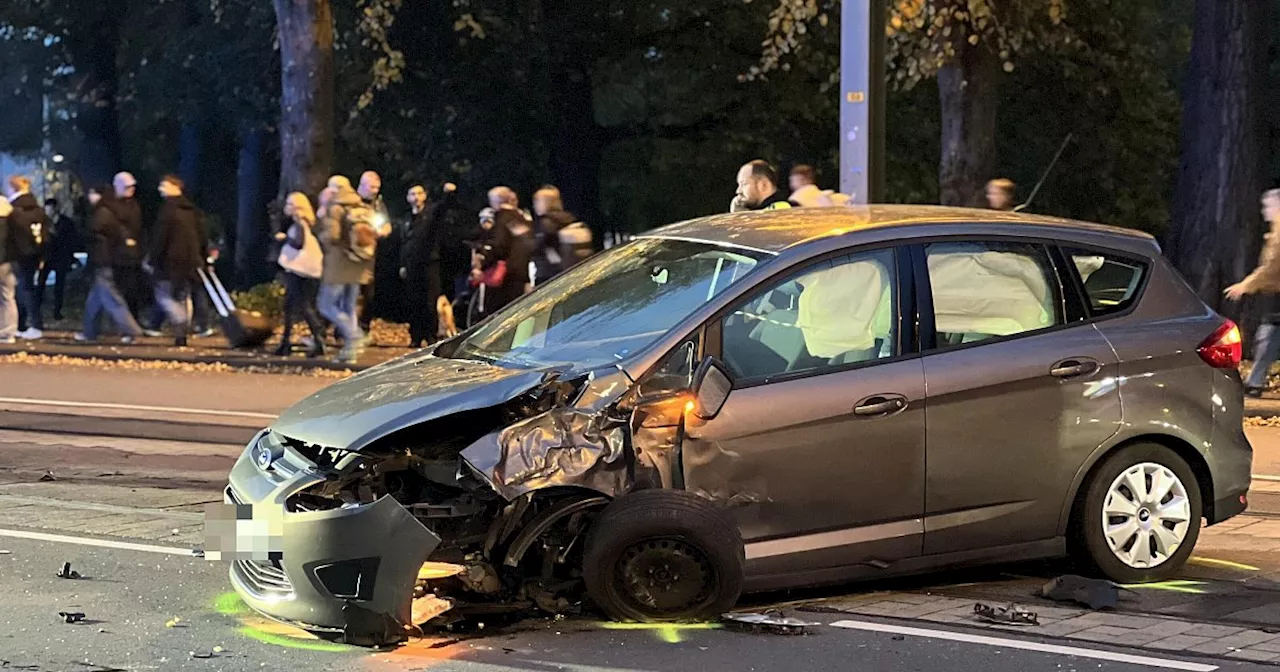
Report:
1077,443,1203,584
583,490,745,622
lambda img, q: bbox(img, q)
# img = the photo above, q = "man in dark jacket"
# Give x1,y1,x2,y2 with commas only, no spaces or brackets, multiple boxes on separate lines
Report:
110,171,147,320
730,160,795,212
146,175,205,347
76,186,142,343
399,184,442,348
6,175,49,339
40,198,79,321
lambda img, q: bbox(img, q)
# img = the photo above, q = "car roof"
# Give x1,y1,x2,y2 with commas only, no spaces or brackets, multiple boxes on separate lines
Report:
639,205,1158,255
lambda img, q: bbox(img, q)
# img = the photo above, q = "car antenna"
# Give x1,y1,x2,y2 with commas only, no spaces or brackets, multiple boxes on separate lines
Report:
1013,133,1073,213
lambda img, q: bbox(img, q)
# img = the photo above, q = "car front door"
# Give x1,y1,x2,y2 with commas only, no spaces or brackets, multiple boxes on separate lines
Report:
681,246,927,583
914,239,1122,556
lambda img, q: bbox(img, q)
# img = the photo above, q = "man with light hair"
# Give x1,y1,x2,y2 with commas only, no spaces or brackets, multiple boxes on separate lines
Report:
0,195,16,343
986,178,1017,211
1226,189,1280,397
357,171,391,333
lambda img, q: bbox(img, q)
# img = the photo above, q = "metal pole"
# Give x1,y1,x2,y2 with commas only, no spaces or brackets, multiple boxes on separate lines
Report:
840,0,886,204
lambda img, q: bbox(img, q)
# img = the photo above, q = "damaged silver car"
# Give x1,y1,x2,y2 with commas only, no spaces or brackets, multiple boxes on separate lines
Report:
207,206,1251,646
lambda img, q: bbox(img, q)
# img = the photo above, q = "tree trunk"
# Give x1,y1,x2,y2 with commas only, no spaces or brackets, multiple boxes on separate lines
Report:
235,128,272,289
178,117,205,203
548,66,603,238
68,31,123,187
1165,0,1270,318
937,35,999,208
272,0,335,198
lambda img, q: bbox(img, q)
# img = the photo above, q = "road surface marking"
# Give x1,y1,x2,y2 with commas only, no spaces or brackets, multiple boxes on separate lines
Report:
0,397,276,420
1189,556,1260,572
830,620,1217,671
0,495,205,522
1253,474,1280,483
0,528,199,557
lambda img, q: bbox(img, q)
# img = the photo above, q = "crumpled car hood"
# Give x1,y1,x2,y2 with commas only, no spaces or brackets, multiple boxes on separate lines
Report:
270,350,550,451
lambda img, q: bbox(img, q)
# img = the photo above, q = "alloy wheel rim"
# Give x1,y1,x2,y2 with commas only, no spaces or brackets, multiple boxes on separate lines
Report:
1102,462,1192,569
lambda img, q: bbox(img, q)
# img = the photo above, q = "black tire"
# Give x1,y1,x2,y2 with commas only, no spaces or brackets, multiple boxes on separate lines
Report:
583,489,745,622
1076,443,1203,584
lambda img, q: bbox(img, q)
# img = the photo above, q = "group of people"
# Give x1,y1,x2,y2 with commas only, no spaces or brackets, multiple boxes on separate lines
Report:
269,173,593,363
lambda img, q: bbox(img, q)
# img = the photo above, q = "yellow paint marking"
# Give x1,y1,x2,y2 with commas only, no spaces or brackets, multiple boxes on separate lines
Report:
600,621,721,644
1122,580,1209,595
1189,556,1260,572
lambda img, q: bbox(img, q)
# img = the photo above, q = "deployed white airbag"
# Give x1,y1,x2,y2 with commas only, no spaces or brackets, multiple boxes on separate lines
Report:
928,249,1053,336
797,260,893,358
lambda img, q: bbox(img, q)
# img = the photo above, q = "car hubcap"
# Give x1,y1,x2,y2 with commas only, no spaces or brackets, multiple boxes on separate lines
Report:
618,539,714,615
1102,462,1192,569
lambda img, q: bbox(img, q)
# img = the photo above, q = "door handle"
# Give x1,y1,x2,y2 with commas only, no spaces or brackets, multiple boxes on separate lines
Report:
853,395,908,417
1051,358,1100,379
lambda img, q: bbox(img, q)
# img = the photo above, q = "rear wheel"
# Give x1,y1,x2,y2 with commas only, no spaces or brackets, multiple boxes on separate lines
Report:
583,490,744,622
1077,443,1202,584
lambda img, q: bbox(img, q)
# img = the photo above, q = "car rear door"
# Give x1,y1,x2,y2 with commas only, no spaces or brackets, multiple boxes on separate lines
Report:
914,238,1122,556
681,245,927,583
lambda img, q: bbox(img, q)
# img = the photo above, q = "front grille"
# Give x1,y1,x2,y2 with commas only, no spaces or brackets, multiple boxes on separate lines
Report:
234,558,294,598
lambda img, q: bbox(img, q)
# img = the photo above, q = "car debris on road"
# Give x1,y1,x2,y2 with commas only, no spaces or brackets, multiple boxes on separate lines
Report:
1040,575,1135,610
973,602,1039,626
56,562,81,579
722,611,819,635
57,611,85,623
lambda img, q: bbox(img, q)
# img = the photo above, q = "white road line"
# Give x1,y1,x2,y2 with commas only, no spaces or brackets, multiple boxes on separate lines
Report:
0,528,200,557
0,495,205,521
830,620,1217,672
0,397,276,420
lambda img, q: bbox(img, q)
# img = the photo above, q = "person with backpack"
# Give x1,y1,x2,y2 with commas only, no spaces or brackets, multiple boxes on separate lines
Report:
315,175,375,364
6,175,49,340
75,185,143,343
273,192,326,358
532,185,592,284
0,196,16,343
145,175,207,347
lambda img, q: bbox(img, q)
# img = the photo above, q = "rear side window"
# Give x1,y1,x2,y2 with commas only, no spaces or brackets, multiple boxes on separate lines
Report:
924,241,1063,347
1063,247,1147,317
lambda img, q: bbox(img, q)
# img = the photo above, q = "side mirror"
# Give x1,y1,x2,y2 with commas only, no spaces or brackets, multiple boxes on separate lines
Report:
691,356,733,420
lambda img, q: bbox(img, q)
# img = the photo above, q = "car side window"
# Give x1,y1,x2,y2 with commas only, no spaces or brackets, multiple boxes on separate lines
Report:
720,248,897,382
925,241,1062,348
1062,247,1147,317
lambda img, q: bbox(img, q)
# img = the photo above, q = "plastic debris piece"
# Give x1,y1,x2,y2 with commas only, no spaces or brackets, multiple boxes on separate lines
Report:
166,617,186,628
723,611,819,635
1040,575,1134,610
212,646,224,654
974,602,1039,626
58,611,86,623
39,471,57,482
56,562,81,579
0,550,11,554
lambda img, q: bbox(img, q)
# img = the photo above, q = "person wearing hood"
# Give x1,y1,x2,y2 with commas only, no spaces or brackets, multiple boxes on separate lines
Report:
532,185,592,284
76,185,142,343
399,184,443,348
146,175,206,347
110,171,148,320
6,176,49,339
0,195,16,343
315,175,374,364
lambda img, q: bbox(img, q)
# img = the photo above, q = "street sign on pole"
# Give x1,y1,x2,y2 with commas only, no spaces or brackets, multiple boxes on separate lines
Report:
840,0,886,204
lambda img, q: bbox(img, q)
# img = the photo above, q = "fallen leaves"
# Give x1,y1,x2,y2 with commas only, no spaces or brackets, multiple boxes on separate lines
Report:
0,352,355,379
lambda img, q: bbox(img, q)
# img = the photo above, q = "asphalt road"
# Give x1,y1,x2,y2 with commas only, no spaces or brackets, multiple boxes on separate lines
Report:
2,361,1280,671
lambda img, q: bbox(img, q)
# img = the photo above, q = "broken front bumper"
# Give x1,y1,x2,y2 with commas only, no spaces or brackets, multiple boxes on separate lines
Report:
208,433,440,639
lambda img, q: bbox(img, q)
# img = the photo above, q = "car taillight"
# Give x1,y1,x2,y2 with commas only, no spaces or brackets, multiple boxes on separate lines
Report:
1197,320,1242,369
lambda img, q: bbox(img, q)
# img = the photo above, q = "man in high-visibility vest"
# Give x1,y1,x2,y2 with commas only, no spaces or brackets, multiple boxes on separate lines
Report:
730,160,795,212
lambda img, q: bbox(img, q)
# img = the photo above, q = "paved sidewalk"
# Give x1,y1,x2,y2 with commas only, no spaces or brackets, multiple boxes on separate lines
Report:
0,329,414,372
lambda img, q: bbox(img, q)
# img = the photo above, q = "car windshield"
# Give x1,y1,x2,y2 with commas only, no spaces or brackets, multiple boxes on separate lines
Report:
452,237,768,370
